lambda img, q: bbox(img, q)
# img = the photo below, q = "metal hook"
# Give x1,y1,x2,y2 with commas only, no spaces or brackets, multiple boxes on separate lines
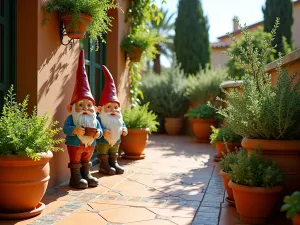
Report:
60,21,74,49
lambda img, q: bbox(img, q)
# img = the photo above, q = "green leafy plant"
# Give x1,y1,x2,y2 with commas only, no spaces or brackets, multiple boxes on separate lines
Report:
211,18,300,140
184,104,218,119
229,151,285,188
121,33,150,55
184,65,228,103
0,86,64,160
281,191,300,219
210,126,242,145
219,149,247,173
140,62,188,118
44,0,121,43
121,103,158,133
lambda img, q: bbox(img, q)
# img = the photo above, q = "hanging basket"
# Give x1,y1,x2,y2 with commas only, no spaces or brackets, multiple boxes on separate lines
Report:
128,47,143,62
61,13,92,39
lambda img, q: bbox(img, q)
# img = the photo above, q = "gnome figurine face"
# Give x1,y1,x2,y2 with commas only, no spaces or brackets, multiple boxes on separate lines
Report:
95,65,128,175
63,50,103,189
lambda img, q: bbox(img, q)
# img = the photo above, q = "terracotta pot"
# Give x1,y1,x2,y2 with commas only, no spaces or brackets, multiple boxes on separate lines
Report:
0,151,53,217
192,119,217,142
128,46,143,62
215,142,241,158
84,127,97,137
293,214,300,225
219,170,235,203
120,128,149,159
164,117,183,135
242,137,300,194
229,181,283,224
61,13,92,39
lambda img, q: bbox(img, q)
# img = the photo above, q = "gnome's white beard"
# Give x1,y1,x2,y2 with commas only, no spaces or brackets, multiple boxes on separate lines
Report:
99,110,123,146
71,105,97,147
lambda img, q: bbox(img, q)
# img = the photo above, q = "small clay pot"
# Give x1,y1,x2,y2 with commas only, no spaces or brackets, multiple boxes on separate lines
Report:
84,127,97,137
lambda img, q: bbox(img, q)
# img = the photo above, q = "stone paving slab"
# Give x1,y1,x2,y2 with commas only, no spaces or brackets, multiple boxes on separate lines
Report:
0,135,291,225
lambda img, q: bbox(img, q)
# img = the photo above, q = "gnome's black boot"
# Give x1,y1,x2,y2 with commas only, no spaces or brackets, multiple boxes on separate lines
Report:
68,163,88,189
109,153,124,174
80,162,99,187
98,154,116,175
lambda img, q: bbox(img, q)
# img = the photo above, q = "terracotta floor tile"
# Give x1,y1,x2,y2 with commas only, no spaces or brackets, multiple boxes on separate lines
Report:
79,203,128,213
129,219,178,225
55,212,107,225
218,204,240,225
100,206,155,223
147,207,196,217
170,217,194,225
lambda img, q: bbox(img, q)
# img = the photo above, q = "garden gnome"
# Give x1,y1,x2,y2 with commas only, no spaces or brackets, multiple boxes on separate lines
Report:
63,50,102,189
96,65,128,175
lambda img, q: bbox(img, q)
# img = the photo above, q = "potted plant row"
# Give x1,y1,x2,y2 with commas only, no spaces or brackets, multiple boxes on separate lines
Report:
120,103,158,159
184,104,218,142
212,18,300,195
44,0,120,42
0,86,63,219
210,126,242,161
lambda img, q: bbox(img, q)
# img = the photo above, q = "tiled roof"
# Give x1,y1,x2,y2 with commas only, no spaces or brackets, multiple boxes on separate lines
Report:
210,42,230,48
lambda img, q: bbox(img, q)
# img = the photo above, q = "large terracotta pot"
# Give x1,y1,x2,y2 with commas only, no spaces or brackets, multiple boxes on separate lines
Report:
215,142,241,158
61,13,92,39
229,181,283,224
242,137,300,194
128,46,143,62
0,151,53,218
192,118,217,142
120,128,149,159
164,117,183,135
219,170,235,204
293,214,300,225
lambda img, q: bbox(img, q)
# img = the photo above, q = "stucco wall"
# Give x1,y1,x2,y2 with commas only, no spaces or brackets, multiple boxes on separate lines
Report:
292,3,300,49
17,0,130,188
211,47,229,69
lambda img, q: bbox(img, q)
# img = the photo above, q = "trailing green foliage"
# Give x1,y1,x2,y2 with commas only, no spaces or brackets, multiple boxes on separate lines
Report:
174,0,210,74
281,191,300,219
226,27,291,79
209,126,242,145
219,149,247,174
184,65,228,103
184,104,217,119
229,151,285,188
140,62,188,117
121,103,158,133
0,86,64,160
211,19,300,140
44,0,120,44
263,0,294,56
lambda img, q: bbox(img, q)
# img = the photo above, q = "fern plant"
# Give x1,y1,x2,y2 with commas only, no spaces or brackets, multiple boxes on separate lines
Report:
121,103,158,133
210,126,242,145
0,86,64,160
210,18,300,140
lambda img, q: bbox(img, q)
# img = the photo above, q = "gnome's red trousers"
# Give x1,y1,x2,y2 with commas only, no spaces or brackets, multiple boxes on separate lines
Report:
67,144,95,163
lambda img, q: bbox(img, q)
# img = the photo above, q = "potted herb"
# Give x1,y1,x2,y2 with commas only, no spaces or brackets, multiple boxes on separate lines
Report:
211,18,300,194
120,103,158,159
219,149,247,205
281,191,300,225
210,126,242,159
0,86,63,219
44,0,120,41
228,151,285,224
184,104,218,142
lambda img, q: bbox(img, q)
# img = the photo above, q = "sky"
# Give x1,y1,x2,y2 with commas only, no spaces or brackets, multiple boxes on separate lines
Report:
154,0,266,66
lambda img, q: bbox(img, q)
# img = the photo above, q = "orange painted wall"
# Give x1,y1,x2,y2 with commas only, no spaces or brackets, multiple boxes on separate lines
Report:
17,0,130,188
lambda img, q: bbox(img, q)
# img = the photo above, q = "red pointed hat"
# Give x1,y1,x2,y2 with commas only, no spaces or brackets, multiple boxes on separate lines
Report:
70,50,95,105
99,65,120,106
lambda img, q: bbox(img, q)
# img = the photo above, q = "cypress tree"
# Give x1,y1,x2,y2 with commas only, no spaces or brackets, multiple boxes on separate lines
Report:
174,0,210,75
263,0,294,55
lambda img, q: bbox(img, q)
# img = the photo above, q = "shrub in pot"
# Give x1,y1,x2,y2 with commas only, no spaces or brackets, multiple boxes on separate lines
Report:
219,149,247,205
184,104,219,142
281,191,300,225
141,63,188,135
44,0,120,42
228,151,285,224
210,126,242,159
120,103,158,159
212,18,300,194
0,86,63,219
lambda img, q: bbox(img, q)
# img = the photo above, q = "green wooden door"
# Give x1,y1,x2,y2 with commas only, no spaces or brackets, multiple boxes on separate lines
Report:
0,0,16,110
